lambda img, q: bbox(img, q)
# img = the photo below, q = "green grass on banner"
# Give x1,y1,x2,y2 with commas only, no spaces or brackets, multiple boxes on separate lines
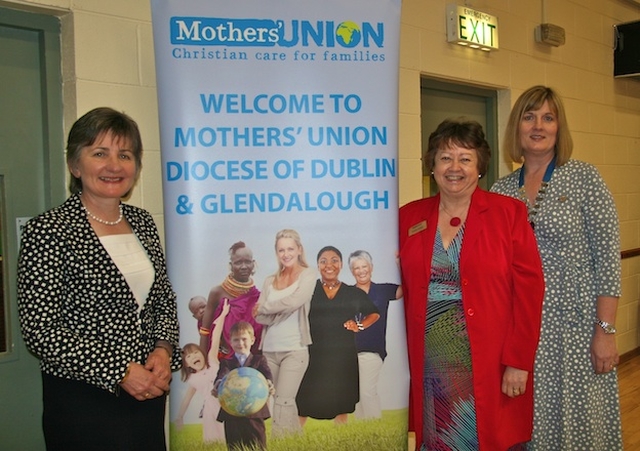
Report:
170,408,408,451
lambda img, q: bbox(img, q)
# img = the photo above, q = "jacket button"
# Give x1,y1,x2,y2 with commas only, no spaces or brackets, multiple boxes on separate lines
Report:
467,308,475,316
462,279,469,286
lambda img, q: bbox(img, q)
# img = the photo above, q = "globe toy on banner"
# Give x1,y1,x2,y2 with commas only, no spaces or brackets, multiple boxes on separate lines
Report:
218,367,270,417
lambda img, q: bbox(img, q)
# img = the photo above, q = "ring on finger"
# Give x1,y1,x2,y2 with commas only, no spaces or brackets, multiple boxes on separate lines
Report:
144,392,151,398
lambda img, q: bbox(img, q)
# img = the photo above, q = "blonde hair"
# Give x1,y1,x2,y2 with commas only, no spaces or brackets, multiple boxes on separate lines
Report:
273,229,309,280
503,85,573,166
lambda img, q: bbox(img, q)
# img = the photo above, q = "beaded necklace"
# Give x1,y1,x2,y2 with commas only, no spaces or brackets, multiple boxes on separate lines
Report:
518,157,556,229
322,280,341,290
221,275,254,298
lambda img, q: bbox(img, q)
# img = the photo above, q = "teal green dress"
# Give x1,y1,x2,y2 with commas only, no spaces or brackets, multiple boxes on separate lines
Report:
421,226,478,451
422,226,477,451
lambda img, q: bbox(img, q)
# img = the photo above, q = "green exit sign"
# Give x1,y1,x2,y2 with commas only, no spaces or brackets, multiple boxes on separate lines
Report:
446,4,499,51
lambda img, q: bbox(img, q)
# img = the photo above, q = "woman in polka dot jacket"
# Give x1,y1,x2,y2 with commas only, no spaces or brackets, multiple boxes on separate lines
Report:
17,107,181,450
492,86,622,450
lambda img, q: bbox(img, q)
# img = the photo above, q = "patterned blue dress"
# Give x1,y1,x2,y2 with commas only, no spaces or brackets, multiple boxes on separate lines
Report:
422,226,477,451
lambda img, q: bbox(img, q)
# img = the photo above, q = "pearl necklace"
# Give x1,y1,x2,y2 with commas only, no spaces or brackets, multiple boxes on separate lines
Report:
83,204,123,226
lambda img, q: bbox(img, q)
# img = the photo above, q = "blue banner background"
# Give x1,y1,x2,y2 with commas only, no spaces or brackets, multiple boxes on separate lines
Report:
151,1,406,448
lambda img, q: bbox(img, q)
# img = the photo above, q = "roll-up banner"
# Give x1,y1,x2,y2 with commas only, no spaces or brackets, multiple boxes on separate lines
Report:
150,1,406,449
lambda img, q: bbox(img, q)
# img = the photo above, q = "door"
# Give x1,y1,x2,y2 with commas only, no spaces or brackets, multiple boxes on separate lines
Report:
420,78,498,196
0,7,65,450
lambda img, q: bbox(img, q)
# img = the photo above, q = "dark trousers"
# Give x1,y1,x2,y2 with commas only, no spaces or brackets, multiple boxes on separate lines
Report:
42,373,166,451
224,417,267,450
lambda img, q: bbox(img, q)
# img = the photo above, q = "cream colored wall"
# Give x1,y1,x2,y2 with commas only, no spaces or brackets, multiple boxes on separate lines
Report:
399,0,640,355
3,0,639,353
1,0,164,233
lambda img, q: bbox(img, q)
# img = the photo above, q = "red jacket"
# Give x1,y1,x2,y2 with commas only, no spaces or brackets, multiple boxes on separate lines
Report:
399,188,544,450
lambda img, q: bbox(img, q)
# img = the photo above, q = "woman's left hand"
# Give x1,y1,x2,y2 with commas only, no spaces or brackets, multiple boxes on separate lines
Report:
144,347,172,389
501,366,528,398
343,319,361,333
590,332,619,374
120,354,171,401
343,313,380,333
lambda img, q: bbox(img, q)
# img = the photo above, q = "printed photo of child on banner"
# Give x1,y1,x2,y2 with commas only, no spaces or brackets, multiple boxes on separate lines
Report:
150,1,406,449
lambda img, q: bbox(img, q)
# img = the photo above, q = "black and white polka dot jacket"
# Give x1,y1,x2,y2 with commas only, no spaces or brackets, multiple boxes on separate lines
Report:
17,194,181,393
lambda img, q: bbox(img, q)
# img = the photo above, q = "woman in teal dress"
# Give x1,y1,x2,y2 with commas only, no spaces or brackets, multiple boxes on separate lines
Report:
399,119,544,450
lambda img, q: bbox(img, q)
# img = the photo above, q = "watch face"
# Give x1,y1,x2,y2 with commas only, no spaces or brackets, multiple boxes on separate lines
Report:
596,320,616,334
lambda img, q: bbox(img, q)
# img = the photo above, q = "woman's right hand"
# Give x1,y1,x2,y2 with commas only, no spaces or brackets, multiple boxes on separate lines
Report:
119,361,169,401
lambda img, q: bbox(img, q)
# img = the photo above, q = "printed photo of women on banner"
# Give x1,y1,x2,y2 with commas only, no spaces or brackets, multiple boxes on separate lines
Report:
150,1,406,449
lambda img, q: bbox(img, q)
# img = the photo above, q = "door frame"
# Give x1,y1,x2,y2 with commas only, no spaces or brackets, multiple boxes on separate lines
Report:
0,6,66,449
0,5,66,365
0,6,66,363
420,77,499,197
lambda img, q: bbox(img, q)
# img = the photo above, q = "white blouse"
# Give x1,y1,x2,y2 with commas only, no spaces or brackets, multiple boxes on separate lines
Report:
261,280,306,352
100,233,154,311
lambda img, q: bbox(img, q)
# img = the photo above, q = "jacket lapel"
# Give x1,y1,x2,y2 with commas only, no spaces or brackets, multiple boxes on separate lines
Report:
459,188,490,272
421,194,440,287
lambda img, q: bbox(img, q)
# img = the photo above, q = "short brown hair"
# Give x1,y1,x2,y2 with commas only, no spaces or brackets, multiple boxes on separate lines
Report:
424,118,491,177
230,321,255,338
66,107,143,195
503,85,573,166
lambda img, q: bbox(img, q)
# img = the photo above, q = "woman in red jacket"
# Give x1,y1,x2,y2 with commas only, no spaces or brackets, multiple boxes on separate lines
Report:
399,119,544,450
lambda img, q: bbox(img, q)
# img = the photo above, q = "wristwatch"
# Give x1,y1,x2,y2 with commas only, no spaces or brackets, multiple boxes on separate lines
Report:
594,319,616,334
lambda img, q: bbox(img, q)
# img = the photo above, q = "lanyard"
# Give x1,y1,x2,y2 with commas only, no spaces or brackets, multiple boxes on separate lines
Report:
518,156,556,188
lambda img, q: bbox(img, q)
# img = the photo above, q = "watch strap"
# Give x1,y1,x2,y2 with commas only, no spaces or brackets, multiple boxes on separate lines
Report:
594,319,616,334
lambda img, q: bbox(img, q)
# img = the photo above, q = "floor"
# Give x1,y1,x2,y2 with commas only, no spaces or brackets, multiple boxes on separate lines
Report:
620,349,640,450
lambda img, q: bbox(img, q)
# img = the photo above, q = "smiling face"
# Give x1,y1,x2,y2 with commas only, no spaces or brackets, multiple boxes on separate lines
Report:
184,348,206,372
518,100,558,159
230,330,255,355
432,144,480,199
276,237,301,270
318,249,342,284
230,247,255,283
350,258,372,286
69,131,138,202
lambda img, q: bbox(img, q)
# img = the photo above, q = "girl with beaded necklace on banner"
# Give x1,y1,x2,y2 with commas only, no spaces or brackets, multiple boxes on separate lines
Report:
199,242,263,359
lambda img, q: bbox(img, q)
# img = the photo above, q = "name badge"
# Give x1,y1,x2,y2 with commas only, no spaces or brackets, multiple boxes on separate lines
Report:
408,220,427,236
